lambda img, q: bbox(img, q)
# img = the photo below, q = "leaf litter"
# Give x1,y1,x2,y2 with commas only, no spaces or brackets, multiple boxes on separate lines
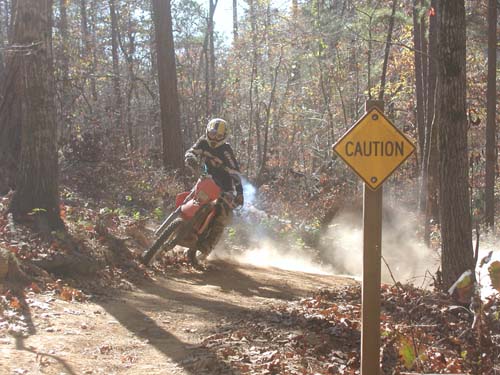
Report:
1,160,499,374
196,285,499,374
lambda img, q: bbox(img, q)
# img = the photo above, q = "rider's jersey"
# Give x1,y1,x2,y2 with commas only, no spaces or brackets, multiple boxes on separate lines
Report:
185,137,243,194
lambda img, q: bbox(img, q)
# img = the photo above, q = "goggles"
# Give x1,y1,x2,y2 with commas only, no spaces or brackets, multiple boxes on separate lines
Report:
207,129,225,141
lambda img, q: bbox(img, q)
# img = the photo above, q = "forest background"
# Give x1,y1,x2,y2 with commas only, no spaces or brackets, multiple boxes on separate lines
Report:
0,0,498,290
0,1,500,373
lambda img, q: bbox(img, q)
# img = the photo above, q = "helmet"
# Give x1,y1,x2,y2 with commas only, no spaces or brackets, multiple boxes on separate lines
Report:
206,118,228,148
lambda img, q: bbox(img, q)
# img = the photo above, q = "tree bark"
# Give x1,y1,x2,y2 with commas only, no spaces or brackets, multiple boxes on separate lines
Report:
58,0,71,139
0,0,20,193
292,0,298,18
80,0,88,56
208,0,216,113
232,0,238,41
5,0,11,42
0,62,20,193
258,50,283,184
0,0,5,79
421,0,439,245
412,0,425,162
203,0,218,115
378,0,398,101
120,7,137,150
81,0,97,103
436,0,473,289
152,0,183,169
484,0,497,228
246,0,259,176
3,0,64,230
109,0,122,129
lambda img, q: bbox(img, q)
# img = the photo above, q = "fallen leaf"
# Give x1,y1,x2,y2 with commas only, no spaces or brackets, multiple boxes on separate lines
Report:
9,297,22,311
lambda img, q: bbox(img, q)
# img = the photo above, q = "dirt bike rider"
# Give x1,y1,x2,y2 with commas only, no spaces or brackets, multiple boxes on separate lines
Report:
184,118,244,264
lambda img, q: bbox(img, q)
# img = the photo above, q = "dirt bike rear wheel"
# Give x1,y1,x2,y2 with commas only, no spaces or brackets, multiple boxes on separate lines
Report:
141,218,184,265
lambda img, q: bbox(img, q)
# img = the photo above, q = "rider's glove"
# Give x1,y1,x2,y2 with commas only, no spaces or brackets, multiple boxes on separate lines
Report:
234,192,244,207
185,156,199,172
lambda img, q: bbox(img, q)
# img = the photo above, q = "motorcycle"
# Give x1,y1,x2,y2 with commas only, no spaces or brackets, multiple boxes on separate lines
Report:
141,151,239,267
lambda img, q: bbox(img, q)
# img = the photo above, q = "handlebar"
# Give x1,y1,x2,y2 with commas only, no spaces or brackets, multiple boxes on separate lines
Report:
187,149,241,178
185,150,244,208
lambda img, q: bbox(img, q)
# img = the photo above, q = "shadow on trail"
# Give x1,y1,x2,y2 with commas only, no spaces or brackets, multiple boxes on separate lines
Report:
92,261,305,374
95,259,356,374
8,292,78,375
129,259,321,318
165,259,323,299
132,270,359,370
99,291,239,375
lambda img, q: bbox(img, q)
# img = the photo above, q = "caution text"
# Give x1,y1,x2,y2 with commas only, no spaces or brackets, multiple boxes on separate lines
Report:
344,141,405,157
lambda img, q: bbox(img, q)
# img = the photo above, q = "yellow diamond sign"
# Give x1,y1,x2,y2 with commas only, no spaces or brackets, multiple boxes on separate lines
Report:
333,107,415,190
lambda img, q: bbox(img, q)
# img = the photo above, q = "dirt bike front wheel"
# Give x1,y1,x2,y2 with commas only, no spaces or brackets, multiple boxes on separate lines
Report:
141,218,184,265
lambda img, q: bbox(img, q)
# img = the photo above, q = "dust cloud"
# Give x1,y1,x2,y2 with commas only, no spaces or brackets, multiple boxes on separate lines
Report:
231,240,335,275
213,178,336,275
321,205,439,286
213,179,439,285
476,233,500,299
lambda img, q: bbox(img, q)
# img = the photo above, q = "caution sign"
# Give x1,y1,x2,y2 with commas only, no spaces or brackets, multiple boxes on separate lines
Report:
333,107,415,190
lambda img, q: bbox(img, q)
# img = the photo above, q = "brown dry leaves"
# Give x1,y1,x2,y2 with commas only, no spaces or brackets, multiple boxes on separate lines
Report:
198,285,499,375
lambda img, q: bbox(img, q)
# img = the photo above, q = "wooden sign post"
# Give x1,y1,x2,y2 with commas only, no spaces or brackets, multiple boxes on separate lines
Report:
333,100,415,375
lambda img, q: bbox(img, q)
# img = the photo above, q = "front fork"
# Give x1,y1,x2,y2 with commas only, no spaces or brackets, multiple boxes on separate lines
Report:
155,207,181,237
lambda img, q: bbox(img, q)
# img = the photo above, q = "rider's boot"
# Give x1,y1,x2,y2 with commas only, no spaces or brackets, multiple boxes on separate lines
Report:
197,219,225,261
191,203,232,269
185,248,201,268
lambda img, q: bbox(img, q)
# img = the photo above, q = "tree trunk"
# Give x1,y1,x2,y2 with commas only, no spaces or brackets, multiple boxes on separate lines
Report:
152,0,183,169
4,0,63,230
148,0,159,151
246,0,259,176
81,0,97,103
378,0,398,101
420,0,428,120
258,51,282,183
232,0,238,41
366,12,373,99
208,0,217,113
5,0,11,42
58,0,71,139
109,0,122,129
0,0,5,80
319,63,335,145
0,62,20,193
122,9,137,150
292,0,298,18
436,0,473,289
421,0,439,245
80,0,88,56
484,0,497,228
412,0,425,162
203,0,218,115
0,0,20,193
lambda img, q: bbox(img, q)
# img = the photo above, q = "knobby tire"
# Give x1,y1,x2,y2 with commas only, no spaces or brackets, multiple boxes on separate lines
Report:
142,218,184,265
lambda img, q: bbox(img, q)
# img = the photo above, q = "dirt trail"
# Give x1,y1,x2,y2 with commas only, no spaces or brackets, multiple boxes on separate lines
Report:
1,260,356,375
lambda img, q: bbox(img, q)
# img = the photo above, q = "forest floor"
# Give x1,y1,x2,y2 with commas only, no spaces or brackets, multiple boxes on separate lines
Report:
1,158,499,374
2,226,498,375
0,257,356,375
